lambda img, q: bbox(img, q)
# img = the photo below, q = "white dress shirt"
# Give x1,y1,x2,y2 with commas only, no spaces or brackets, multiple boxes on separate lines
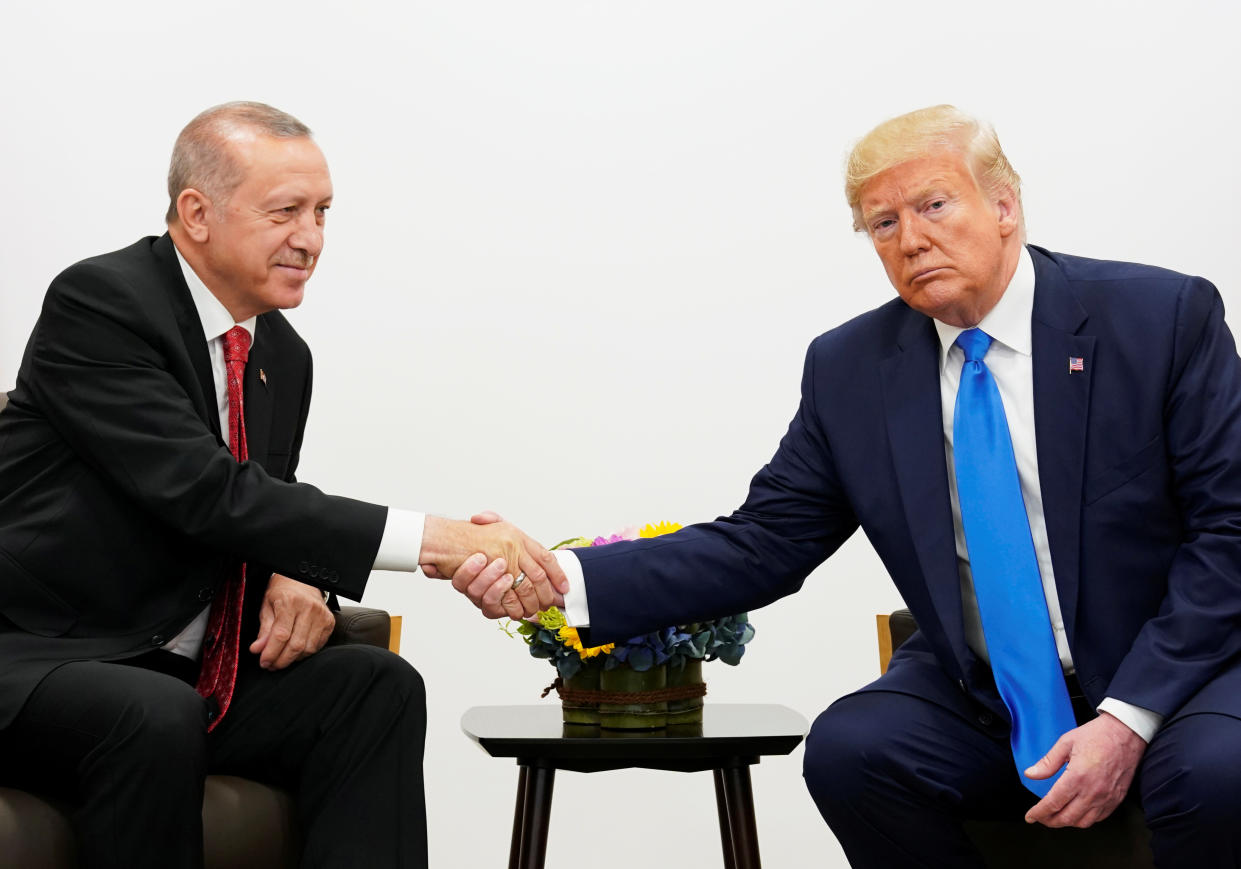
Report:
162,245,426,659
561,247,1161,742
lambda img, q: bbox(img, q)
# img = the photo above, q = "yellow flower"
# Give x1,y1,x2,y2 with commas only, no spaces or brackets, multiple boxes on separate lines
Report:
558,625,614,658
639,521,683,539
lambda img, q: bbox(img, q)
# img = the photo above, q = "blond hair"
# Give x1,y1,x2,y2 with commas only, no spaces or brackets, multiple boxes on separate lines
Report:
165,101,311,223
845,105,1022,233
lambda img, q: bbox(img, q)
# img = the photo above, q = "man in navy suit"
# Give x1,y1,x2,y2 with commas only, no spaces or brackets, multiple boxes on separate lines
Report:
454,105,1241,867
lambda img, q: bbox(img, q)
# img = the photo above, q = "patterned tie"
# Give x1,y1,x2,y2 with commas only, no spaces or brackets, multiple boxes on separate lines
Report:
195,325,250,731
952,328,1076,797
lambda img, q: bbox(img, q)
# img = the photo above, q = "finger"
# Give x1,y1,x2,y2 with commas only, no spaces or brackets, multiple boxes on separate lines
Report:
516,551,558,610
261,623,292,669
249,600,276,654
479,572,517,618
1024,776,1076,825
464,559,508,607
500,586,526,620
451,553,490,594
421,563,444,579
1025,735,1072,781
510,570,543,615
471,511,504,525
525,539,569,595
273,607,315,669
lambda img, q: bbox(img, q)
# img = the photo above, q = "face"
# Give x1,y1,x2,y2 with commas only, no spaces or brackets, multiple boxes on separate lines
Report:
197,134,333,321
857,150,1019,327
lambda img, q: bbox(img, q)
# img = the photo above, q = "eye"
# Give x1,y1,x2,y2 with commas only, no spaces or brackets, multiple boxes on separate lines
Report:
926,199,947,212
871,217,896,235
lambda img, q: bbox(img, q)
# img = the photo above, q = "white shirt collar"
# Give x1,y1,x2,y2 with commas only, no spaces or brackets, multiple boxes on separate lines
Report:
172,242,257,345
934,246,1035,370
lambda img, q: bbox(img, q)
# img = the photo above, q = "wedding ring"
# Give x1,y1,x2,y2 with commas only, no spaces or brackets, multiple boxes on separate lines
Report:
511,572,527,590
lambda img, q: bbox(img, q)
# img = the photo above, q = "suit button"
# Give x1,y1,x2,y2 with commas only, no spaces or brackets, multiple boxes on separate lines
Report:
978,712,994,726
150,634,165,646
298,561,309,574
197,587,214,602
310,565,320,578
327,571,339,584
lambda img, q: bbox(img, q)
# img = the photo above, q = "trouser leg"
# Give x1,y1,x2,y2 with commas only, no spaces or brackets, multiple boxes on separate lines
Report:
803,684,1032,868
211,644,428,869
0,658,209,869
1139,711,1241,869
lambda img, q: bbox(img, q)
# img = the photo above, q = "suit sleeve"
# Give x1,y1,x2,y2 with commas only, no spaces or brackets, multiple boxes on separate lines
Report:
25,262,386,599
577,340,860,644
1106,278,1241,715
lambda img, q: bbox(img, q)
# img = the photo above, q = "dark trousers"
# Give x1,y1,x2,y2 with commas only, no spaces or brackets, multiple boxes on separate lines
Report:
803,660,1241,868
0,644,427,869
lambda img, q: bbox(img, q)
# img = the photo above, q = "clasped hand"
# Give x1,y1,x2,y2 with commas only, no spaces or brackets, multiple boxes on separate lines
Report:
421,512,568,619
250,572,335,670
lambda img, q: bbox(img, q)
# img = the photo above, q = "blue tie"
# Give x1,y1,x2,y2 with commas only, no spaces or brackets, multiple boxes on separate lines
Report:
952,328,1076,797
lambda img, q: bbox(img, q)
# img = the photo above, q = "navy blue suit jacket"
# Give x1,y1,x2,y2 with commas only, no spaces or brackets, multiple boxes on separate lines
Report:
576,245,1241,723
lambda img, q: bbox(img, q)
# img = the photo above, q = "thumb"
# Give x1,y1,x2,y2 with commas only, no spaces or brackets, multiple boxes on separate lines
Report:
1025,735,1071,780
471,511,504,525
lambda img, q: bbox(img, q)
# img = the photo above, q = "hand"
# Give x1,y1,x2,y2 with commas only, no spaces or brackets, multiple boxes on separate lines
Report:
1023,712,1147,828
249,573,336,670
419,512,567,618
447,553,546,620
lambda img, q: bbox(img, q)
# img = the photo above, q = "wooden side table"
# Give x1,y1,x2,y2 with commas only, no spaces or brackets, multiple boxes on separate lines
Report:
461,703,808,869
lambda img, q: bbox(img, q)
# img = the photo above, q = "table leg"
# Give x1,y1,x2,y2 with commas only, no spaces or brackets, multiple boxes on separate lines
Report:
509,765,529,869
516,763,556,869
718,764,761,869
713,768,738,869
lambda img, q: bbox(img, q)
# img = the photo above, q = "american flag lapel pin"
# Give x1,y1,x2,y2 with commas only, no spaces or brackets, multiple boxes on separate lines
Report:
259,368,268,386
1068,357,1084,374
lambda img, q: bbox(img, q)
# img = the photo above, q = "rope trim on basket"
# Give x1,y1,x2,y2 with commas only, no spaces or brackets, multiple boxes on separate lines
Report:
541,676,707,704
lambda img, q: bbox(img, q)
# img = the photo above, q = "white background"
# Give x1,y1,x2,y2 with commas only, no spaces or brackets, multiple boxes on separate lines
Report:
2,1,1238,866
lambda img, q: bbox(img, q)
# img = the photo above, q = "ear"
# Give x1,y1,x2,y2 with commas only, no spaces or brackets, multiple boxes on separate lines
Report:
994,186,1020,238
175,188,213,243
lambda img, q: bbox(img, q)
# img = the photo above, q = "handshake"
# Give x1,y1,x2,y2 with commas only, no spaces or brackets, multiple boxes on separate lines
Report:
419,511,569,619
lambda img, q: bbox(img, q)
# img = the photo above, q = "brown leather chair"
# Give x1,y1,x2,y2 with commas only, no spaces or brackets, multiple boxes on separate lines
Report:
878,608,1154,868
0,605,400,869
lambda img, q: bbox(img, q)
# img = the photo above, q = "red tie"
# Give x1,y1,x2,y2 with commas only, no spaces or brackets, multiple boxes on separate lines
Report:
196,325,250,730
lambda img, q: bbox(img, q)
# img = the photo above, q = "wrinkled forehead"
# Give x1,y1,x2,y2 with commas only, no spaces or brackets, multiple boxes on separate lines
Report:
230,134,332,196
859,150,979,209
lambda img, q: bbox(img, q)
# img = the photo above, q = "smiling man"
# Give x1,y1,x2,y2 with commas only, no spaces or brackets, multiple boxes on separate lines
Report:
0,102,566,868
454,104,1241,867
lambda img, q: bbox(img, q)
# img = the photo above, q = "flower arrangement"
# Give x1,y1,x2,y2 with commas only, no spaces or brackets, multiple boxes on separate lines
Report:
511,522,756,681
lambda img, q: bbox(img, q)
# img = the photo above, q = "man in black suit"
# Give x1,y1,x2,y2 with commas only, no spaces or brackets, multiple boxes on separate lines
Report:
0,101,567,868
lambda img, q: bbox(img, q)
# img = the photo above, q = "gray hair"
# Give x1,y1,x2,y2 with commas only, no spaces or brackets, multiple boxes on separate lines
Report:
165,101,312,223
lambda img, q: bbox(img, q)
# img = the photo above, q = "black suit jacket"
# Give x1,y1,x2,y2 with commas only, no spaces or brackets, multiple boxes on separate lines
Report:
0,234,387,728
576,246,1241,724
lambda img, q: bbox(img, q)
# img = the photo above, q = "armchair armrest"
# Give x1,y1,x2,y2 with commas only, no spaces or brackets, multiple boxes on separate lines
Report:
330,605,397,651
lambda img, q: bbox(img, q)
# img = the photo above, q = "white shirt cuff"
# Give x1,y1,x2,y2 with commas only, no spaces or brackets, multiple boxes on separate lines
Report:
372,509,427,572
555,549,590,626
1097,697,1163,743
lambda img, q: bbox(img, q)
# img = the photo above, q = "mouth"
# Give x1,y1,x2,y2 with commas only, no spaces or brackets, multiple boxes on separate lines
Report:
910,267,947,283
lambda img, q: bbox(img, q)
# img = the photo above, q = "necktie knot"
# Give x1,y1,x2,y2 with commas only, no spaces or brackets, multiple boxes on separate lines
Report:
223,326,251,364
955,327,992,363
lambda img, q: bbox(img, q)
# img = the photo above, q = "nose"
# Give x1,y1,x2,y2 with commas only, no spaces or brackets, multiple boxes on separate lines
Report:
898,213,929,256
289,212,324,259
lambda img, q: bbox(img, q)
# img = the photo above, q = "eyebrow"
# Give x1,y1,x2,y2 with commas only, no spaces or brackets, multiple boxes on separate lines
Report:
862,179,955,225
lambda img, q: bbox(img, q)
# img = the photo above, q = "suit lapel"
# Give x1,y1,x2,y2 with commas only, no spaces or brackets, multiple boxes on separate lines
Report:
153,234,222,442
243,316,276,466
880,309,972,673
1029,246,1093,644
